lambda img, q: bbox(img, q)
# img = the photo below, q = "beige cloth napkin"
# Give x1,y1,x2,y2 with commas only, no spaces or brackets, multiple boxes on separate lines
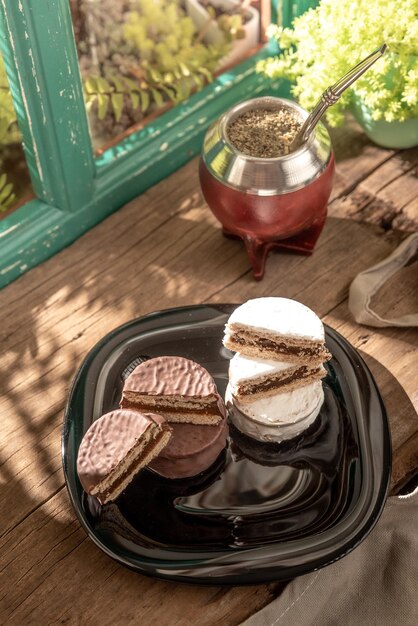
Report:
241,491,418,626
348,232,418,327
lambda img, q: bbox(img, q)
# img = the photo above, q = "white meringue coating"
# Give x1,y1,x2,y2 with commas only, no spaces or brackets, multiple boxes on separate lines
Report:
229,353,292,383
226,381,324,443
225,297,325,341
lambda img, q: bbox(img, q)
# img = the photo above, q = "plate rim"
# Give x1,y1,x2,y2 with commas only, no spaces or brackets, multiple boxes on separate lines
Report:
62,303,392,584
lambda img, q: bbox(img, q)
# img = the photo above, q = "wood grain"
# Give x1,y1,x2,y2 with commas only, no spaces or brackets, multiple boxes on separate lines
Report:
1,122,417,625
328,119,418,231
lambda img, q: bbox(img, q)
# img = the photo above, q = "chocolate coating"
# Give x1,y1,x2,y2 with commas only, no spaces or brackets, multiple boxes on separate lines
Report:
77,409,166,494
123,356,218,398
149,417,229,479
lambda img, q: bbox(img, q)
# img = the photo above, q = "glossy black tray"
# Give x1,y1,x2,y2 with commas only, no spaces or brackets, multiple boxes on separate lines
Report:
62,304,391,584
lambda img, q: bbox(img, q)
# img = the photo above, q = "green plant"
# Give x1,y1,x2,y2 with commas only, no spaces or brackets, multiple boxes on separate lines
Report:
199,0,251,42
84,0,230,122
0,54,20,210
258,0,418,125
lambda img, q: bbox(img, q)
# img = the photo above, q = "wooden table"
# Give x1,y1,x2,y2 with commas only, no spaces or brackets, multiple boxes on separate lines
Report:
1,120,417,625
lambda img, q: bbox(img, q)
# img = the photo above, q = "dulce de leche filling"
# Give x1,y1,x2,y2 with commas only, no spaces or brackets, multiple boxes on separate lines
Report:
95,427,171,501
231,334,327,359
240,365,322,395
121,398,221,416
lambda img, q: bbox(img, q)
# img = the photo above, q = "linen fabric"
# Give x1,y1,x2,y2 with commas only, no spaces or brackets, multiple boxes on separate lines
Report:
349,232,418,327
241,492,418,626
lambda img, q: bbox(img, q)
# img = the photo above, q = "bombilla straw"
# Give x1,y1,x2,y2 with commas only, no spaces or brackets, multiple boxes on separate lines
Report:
290,43,387,151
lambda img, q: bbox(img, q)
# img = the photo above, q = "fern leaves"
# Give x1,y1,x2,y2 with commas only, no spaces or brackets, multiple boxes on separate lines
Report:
84,75,153,121
0,54,19,211
83,65,213,121
0,173,15,211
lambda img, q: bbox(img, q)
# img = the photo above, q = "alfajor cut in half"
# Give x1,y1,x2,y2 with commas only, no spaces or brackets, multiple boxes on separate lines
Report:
229,353,326,403
77,409,172,504
223,297,331,365
120,356,225,425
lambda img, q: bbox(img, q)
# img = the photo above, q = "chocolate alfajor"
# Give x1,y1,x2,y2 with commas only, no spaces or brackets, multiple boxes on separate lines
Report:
77,409,172,503
121,356,225,425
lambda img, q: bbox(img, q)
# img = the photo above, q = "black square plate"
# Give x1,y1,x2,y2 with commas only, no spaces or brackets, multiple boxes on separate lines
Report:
62,304,391,584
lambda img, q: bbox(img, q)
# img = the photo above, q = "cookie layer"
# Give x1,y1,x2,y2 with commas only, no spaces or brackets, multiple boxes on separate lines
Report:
77,409,172,503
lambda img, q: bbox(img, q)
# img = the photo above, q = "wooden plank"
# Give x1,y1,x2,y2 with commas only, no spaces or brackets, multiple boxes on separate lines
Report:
358,146,418,213
328,119,397,201
328,123,418,231
1,144,417,625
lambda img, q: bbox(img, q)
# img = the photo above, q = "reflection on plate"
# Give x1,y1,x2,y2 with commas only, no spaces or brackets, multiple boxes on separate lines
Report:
62,304,391,584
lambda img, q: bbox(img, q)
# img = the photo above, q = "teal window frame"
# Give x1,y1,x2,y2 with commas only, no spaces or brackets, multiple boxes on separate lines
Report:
0,0,301,288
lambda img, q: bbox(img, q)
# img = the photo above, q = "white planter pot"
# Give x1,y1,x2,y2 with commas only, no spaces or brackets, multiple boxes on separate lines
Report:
185,0,260,69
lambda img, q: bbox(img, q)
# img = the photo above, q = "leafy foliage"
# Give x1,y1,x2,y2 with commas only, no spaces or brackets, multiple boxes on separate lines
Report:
0,173,15,211
84,65,213,122
0,55,19,211
258,0,418,125
201,0,248,41
82,0,230,123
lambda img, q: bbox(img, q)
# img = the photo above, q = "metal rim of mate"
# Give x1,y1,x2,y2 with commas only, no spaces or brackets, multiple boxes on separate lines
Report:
201,97,333,196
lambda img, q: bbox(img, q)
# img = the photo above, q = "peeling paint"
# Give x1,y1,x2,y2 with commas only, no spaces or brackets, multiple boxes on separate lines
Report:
0,223,19,238
0,261,20,275
28,48,40,92
160,142,169,152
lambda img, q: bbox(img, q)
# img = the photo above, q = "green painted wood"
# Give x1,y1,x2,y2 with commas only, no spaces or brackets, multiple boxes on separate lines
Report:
0,0,95,211
277,0,319,27
0,0,309,288
0,56,290,288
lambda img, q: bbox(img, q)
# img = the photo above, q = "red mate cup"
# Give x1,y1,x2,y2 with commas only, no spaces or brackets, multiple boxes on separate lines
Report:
199,97,335,280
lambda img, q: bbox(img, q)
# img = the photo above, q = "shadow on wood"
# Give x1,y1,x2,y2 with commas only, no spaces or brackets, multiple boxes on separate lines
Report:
357,350,418,495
